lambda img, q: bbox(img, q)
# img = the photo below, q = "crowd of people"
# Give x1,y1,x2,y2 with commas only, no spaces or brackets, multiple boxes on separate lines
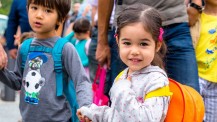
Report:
0,0,216,121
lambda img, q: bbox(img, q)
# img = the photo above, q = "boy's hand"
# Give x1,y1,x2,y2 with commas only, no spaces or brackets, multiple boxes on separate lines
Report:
0,44,8,70
77,109,92,122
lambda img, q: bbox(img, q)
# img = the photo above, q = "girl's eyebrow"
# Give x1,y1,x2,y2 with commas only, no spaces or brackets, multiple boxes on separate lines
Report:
121,38,130,41
140,38,150,42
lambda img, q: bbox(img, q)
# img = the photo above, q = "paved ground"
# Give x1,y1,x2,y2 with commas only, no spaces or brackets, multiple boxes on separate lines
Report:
0,91,21,122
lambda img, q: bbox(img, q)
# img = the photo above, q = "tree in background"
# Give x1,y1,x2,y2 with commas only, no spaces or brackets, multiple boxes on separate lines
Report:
0,0,12,15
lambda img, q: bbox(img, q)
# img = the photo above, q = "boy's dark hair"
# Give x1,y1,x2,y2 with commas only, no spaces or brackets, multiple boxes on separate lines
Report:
27,0,71,29
116,4,167,70
73,18,91,34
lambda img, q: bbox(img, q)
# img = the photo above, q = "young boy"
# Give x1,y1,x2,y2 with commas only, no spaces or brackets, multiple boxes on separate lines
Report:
0,0,92,121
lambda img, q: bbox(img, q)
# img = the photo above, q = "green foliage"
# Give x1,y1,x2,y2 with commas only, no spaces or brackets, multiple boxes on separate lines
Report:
0,0,83,15
72,0,83,3
0,0,13,15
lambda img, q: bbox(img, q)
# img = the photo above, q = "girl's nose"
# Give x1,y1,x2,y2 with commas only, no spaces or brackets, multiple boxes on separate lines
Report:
131,46,140,55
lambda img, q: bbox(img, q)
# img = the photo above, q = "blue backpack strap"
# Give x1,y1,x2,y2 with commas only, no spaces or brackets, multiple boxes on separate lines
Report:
73,39,89,67
29,46,52,53
53,37,79,122
64,31,74,41
19,38,33,73
52,38,69,96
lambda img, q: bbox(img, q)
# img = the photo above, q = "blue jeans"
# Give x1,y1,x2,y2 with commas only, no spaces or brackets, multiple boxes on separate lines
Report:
88,27,126,96
163,23,200,92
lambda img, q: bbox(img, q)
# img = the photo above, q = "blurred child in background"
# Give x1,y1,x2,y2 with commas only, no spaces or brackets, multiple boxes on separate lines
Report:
66,18,91,76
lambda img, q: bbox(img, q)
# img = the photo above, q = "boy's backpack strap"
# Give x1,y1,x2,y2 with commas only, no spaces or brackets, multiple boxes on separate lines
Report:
20,38,33,73
29,46,52,53
64,31,75,41
52,38,79,122
52,38,69,96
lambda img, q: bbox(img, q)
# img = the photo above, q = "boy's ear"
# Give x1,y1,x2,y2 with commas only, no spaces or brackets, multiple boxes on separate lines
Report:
26,6,29,12
156,41,162,52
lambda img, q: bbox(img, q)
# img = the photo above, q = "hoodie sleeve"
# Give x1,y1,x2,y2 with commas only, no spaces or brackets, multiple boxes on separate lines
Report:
0,48,23,90
79,75,170,122
109,78,170,122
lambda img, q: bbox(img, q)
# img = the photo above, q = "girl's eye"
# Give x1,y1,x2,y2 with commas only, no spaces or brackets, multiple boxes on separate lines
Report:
140,42,148,46
123,41,131,45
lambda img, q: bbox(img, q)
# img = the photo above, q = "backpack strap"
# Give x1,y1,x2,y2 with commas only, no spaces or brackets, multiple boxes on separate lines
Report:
20,38,33,73
114,70,124,82
29,46,52,53
64,31,74,41
115,70,173,100
145,86,173,99
52,38,69,96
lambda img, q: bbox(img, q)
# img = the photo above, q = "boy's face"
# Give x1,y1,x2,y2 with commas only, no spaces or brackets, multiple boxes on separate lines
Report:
28,3,59,39
74,32,89,40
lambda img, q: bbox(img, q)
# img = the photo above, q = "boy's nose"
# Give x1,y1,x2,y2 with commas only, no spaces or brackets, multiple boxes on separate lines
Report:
36,10,43,19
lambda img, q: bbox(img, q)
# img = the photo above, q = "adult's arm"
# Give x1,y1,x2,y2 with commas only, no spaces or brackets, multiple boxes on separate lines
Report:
187,0,202,26
5,0,19,59
5,0,19,51
96,0,114,68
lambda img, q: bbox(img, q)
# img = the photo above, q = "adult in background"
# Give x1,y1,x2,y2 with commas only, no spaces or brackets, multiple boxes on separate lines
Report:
5,0,32,59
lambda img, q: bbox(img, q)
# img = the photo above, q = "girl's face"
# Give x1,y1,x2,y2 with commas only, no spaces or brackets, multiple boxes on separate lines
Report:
28,3,59,39
117,22,161,75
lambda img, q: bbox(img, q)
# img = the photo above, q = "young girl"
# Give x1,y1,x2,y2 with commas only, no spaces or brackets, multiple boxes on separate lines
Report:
0,0,92,121
191,0,217,121
77,4,172,122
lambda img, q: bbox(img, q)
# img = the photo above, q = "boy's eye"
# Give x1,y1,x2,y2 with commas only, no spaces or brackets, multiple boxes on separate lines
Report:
31,6,37,10
45,9,52,13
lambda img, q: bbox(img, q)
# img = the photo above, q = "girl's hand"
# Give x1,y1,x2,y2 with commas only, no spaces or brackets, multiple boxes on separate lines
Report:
77,109,92,122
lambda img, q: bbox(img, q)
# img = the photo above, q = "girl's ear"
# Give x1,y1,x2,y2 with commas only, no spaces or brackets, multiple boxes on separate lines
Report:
115,36,119,46
156,41,162,52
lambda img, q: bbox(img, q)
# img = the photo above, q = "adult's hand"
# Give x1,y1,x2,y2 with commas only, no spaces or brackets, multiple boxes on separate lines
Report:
96,0,114,69
0,44,8,69
96,42,111,69
9,48,17,59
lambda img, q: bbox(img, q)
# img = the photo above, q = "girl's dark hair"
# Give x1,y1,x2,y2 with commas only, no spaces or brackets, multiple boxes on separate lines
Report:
116,4,167,70
73,18,91,34
27,0,71,29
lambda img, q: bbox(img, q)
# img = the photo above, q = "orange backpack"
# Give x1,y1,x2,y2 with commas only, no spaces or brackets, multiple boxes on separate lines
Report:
115,72,205,122
164,78,205,122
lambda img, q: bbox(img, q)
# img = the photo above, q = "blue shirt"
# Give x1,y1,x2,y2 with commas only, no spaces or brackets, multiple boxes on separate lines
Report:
5,0,32,50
